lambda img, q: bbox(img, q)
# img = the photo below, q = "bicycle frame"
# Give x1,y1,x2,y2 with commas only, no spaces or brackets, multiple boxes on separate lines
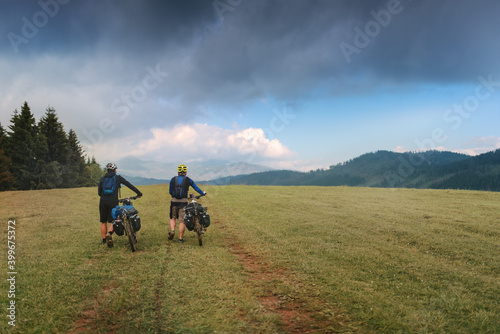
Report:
184,193,207,246
117,196,139,252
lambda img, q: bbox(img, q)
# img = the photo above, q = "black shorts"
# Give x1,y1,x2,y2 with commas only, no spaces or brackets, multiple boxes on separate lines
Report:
99,200,118,223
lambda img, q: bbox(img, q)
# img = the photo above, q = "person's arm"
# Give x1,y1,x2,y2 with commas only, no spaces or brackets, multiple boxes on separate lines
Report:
189,178,205,196
169,178,175,197
118,175,142,197
97,177,103,196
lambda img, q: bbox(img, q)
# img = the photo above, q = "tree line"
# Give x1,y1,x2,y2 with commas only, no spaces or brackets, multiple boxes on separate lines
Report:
0,102,102,191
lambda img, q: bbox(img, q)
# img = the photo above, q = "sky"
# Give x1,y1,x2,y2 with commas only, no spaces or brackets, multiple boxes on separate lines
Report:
1,0,500,171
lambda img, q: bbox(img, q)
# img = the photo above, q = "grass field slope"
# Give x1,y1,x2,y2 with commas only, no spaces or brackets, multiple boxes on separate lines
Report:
1,185,499,333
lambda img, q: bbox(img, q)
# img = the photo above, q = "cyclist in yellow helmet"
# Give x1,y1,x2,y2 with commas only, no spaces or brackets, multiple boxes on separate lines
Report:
168,164,205,243
177,164,188,173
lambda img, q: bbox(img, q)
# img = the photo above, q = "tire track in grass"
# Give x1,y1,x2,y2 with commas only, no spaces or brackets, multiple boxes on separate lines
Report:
228,240,311,333
216,220,347,333
68,279,118,333
67,243,140,333
68,242,139,334
152,241,171,332
69,238,171,333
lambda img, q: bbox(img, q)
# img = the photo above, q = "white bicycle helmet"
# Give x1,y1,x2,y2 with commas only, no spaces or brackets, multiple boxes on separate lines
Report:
106,162,117,171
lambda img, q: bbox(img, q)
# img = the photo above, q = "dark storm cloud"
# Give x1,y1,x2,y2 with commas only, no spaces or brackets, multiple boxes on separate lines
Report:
354,0,500,82
141,0,500,105
3,0,214,57
3,0,500,116
194,0,500,97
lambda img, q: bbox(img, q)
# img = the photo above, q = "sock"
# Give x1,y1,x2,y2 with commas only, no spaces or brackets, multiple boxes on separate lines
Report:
102,238,106,243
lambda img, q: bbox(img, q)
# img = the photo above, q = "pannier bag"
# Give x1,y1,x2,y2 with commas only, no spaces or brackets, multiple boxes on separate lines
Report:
184,202,204,213
200,212,211,228
112,205,138,219
131,214,141,232
183,211,194,231
113,219,125,236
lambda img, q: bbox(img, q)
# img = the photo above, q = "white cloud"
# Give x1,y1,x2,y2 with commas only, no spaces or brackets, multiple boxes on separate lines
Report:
393,137,500,157
451,136,500,156
273,159,327,172
227,128,290,158
88,123,296,166
454,149,483,156
394,145,406,153
393,145,448,153
468,136,500,149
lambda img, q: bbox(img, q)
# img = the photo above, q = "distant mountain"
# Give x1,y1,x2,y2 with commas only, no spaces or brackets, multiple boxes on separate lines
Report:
208,150,500,191
420,149,500,191
120,174,169,186
115,156,273,184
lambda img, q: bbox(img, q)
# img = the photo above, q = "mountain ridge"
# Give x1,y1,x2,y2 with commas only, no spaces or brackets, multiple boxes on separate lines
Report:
208,149,500,191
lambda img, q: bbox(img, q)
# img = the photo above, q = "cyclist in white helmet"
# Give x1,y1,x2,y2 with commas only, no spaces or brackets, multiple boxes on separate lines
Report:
98,163,142,247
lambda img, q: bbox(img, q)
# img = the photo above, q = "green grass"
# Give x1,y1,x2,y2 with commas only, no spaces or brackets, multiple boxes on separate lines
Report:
1,185,499,333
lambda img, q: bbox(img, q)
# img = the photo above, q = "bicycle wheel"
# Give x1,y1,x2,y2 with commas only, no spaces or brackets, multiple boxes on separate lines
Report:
124,216,137,252
194,216,203,246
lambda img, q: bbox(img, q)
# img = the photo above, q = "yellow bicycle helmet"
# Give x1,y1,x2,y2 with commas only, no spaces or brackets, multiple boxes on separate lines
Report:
177,164,188,173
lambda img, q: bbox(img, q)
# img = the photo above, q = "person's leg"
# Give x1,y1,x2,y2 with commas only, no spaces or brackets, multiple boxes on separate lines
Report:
104,202,114,248
108,222,114,234
179,222,185,240
178,207,186,241
106,231,113,248
100,222,107,240
106,221,114,247
168,204,176,240
99,201,108,243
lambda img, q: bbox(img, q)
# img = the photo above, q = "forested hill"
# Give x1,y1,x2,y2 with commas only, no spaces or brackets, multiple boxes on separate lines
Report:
209,150,500,191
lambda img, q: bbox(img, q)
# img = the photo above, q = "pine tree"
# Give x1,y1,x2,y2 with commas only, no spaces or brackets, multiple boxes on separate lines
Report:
5,103,38,189
0,125,15,191
4,102,51,189
64,129,88,187
38,107,70,164
0,122,5,146
38,107,73,188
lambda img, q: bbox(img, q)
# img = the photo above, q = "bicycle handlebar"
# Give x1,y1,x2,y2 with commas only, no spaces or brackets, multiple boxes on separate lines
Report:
118,196,140,203
189,193,207,200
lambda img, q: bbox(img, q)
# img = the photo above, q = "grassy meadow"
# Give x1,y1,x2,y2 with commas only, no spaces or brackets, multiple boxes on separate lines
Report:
0,184,499,333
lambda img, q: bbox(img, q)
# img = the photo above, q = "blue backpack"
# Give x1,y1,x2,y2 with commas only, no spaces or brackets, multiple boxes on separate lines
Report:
103,175,117,195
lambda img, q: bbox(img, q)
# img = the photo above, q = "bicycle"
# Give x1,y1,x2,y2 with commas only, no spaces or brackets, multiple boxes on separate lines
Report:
113,196,141,252
183,193,210,246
